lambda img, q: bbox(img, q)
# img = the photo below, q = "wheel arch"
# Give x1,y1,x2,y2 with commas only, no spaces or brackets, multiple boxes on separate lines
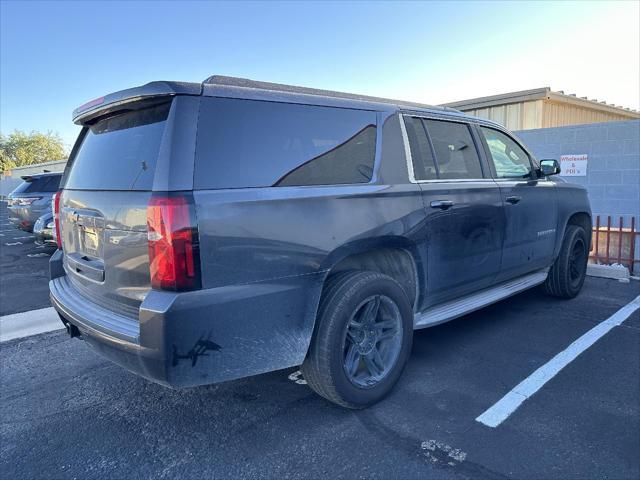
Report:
318,236,424,312
564,211,592,251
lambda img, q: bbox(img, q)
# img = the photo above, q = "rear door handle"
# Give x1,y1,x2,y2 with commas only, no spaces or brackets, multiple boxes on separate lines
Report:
430,200,454,210
506,195,522,205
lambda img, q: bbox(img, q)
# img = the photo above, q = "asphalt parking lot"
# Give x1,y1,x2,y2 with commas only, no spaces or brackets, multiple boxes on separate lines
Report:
0,202,55,316
1,210,638,480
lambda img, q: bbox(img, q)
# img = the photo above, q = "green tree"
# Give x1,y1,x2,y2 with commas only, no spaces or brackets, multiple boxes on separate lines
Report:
0,130,68,171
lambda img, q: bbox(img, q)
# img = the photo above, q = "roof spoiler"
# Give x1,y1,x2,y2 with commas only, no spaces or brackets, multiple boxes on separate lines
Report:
72,81,202,125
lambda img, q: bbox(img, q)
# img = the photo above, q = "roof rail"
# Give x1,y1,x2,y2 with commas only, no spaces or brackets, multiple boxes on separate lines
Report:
203,75,459,112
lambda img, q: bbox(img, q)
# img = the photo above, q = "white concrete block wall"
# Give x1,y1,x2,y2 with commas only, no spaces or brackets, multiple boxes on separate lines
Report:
516,120,640,271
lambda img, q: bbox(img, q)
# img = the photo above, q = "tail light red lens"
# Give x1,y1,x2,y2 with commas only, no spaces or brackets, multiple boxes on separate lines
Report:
52,190,63,249
147,193,201,291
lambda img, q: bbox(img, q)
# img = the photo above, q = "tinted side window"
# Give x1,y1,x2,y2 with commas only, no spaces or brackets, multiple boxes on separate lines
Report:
423,120,483,179
404,117,437,180
195,98,377,189
480,127,532,178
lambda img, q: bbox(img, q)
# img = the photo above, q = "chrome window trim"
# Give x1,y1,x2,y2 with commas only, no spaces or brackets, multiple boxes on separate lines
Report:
403,113,473,125
492,178,554,185
414,178,495,184
398,114,417,183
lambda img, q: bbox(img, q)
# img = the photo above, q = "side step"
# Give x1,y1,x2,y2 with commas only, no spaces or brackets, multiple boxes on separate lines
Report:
413,269,549,329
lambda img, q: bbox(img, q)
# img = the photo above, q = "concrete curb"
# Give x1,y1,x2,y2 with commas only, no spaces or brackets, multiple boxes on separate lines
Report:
0,307,64,342
586,263,630,281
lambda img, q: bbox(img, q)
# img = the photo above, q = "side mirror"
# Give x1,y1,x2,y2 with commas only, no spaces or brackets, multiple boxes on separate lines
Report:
540,159,561,176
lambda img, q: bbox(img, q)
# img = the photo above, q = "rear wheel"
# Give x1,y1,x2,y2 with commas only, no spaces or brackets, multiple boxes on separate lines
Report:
544,225,589,299
302,271,413,409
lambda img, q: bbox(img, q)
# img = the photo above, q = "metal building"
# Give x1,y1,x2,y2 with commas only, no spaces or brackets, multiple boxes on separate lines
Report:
441,87,640,131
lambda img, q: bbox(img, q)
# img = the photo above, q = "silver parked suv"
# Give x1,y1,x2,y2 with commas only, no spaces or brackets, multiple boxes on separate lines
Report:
50,76,591,408
8,172,62,232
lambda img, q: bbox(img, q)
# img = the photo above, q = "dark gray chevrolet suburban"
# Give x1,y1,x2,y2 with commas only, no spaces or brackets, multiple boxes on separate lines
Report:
50,76,591,408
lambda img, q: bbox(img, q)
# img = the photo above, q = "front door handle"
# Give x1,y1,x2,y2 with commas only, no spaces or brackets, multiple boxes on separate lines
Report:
430,200,454,210
505,195,522,205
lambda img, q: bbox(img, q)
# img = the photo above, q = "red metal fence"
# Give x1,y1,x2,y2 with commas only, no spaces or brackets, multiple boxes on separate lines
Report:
591,215,639,274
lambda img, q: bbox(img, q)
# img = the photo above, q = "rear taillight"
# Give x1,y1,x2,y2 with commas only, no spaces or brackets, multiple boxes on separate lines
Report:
52,190,63,249
147,193,201,291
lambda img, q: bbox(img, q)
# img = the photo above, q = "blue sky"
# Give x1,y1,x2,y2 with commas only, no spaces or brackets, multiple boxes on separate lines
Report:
1,0,638,149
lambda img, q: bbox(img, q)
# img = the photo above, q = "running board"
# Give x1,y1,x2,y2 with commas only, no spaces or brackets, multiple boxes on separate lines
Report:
413,269,549,329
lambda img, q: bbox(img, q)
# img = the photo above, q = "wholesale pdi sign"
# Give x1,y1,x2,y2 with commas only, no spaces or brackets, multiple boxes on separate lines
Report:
560,154,588,176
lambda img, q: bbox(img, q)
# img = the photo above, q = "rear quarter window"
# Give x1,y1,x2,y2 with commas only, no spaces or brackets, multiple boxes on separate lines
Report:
194,98,377,189
64,102,171,191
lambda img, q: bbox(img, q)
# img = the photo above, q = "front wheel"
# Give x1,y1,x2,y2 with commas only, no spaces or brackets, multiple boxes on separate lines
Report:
302,271,413,409
544,224,589,299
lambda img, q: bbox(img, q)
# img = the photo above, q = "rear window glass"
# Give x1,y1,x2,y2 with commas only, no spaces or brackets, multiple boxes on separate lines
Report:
11,181,34,195
39,175,61,192
64,102,171,191
11,175,61,194
194,98,377,189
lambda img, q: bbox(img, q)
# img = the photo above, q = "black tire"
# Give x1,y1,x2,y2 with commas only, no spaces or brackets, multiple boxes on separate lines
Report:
301,271,413,409
544,224,589,299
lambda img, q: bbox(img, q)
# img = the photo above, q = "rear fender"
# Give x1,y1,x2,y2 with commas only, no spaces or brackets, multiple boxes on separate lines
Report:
318,236,424,310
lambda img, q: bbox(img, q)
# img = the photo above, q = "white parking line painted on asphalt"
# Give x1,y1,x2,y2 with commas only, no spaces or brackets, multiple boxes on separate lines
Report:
13,235,34,240
4,242,22,246
0,307,64,343
26,253,51,258
476,295,640,428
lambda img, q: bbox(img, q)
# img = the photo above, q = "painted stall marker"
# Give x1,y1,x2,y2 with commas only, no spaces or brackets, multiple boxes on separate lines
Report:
476,295,640,428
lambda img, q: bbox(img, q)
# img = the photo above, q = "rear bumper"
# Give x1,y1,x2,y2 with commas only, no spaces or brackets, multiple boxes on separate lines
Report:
34,227,55,246
50,274,167,384
7,205,45,232
8,214,30,231
49,251,324,388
